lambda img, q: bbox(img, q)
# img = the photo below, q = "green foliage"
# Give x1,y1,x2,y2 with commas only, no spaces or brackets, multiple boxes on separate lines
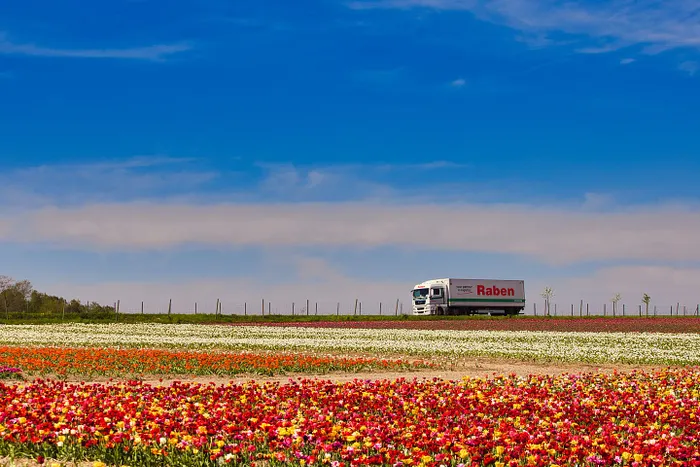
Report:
0,276,116,322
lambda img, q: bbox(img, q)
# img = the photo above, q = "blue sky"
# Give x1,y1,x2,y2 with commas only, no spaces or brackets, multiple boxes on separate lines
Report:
1,0,699,314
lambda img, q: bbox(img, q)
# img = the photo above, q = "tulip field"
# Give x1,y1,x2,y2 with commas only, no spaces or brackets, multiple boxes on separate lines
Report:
1,323,700,365
1,322,700,466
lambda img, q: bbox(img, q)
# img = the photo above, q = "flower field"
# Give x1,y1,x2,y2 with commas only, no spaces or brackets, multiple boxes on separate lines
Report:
2,323,700,365
0,346,434,379
228,317,700,334
2,323,700,466
2,369,700,466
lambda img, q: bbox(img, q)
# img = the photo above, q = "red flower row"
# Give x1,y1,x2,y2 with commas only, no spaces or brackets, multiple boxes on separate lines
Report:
1,368,699,466
224,317,700,333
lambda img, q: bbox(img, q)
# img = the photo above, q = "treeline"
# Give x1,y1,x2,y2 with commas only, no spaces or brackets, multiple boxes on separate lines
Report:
0,275,114,320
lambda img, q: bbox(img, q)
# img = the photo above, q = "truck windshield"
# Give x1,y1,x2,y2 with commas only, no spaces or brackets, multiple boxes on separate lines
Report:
412,288,429,299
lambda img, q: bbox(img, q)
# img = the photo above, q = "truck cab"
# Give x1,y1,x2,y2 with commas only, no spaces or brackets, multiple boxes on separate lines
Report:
411,280,447,315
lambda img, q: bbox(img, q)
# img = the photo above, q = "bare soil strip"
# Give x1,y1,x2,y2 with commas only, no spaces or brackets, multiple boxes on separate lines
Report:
14,357,677,387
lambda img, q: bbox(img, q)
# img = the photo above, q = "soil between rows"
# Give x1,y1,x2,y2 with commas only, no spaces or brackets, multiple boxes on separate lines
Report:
16,357,678,387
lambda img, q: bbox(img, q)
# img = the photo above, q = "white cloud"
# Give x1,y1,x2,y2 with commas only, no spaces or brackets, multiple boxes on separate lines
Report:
0,156,218,208
0,32,191,61
545,265,700,311
253,163,397,201
348,0,700,55
581,192,614,210
41,256,412,316
678,60,699,76
41,259,700,316
620,58,635,65
2,200,700,266
450,77,466,87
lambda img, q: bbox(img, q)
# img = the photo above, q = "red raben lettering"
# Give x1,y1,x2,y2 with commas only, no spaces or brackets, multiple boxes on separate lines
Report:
476,285,515,296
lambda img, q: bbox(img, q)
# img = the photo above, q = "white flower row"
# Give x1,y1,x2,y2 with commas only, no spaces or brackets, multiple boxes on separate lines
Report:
1,323,699,365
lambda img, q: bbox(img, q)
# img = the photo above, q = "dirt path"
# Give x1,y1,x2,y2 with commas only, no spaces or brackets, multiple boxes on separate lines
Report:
18,357,676,387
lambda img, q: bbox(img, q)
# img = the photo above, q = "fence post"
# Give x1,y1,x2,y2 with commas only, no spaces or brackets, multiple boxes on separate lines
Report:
268,302,271,315
306,299,310,316
62,301,65,321
579,300,583,317
676,303,680,315
534,302,537,316
603,303,606,317
395,299,399,316
354,299,358,315
315,302,318,315
683,305,686,316
670,305,673,316
292,302,295,316
261,298,265,316
571,304,573,316
638,304,642,317
194,302,197,314
244,302,247,315
215,299,219,316
622,304,626,316
337,302,340,316
359,301,362,315
586,303,589,316
654,305,657,316
380,302,383,315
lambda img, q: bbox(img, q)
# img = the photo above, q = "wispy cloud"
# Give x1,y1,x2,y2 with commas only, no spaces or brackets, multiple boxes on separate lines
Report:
250,161,473,202
679,60,699,75
619,58,636,65
44,262,700,314
551,265,700,308
0,32,191,61
40,255,413,314
0,156,217,208
348,0,700,55
450,77,466,87
2,200,699,266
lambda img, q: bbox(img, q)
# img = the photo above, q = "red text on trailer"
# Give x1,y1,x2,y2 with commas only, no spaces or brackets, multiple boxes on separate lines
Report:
477,285,515,296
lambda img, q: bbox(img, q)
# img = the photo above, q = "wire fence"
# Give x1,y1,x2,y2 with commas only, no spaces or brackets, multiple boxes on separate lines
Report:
109,298,700,317
114,299,408,316
532,302,700,317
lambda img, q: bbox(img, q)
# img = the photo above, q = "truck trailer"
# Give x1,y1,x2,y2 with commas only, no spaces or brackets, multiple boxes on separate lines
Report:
411,278,525,316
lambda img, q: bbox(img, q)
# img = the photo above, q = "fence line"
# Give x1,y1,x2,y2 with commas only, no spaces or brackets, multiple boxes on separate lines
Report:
105,299,700,317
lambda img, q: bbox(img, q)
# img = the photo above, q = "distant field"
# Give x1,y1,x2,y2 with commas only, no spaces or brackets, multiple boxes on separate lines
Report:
223,316,700,333
3,322,700,365
3,313,700,333
2,322,700,466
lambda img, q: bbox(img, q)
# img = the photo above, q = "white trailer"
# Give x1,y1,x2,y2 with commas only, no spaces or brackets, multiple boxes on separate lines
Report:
411,278,525,316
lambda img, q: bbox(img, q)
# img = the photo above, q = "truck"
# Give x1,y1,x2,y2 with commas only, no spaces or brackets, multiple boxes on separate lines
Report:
411,278,525,316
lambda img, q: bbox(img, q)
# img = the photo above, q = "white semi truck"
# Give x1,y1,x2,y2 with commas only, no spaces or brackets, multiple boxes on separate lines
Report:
411,278,525,316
